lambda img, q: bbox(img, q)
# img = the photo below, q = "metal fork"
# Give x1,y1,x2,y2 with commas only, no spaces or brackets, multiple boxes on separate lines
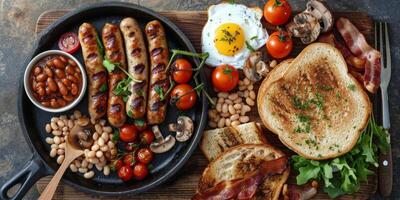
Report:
375,21,393,197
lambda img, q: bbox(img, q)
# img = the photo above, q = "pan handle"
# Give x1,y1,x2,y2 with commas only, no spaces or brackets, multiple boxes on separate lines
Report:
0,156,48,200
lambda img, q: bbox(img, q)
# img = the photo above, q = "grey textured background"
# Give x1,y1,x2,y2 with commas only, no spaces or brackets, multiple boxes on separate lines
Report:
0,0,399,199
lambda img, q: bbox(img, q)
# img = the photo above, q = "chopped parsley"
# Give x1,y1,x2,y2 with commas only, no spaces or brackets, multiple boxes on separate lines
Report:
219,29,240,45
347,84,356,91
317,84,333,91
99,83,108,93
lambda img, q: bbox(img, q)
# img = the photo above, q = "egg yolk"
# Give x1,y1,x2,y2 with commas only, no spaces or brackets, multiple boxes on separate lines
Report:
214,23,244,56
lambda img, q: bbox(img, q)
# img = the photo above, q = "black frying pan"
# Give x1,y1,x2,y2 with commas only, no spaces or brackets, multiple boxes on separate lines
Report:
0,2,208,199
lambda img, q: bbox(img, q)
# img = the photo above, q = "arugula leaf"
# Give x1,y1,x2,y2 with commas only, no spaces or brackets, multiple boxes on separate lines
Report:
291,115,390,198
134,119,145,127
245,40,256,52
154,85,164,99
111,129,120,142
103,59,119,73
127,110,133,118
114,77,132,103
99,83,108,93
96,35,104,57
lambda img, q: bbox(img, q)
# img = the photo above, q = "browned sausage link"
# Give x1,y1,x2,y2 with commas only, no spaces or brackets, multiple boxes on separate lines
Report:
78,23,108,120
120,17,149,119
102,23,127,127
145,20,169,125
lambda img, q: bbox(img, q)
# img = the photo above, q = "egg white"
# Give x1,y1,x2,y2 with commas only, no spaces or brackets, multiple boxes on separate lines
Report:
202,3,268,68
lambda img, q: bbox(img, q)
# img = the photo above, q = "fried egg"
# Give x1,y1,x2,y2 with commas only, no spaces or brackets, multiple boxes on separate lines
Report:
202,3,268,68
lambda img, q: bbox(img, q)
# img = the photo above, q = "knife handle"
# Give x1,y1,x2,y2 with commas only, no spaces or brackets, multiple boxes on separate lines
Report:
378,146,392,197
381,89,390,129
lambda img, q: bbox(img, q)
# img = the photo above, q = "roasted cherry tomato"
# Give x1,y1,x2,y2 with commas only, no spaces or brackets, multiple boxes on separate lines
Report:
120,124,138,142
123,153,135,167
133,163,149,180
170,84,197,110
118,165,133,181
136,148,154,164
172,58,193,84
134,119,147,132
264,0,292,25
211,64,239,92
58,32,80,54
112,159,123,171
140,130,155,145
266,31,293,59
124,142,139,152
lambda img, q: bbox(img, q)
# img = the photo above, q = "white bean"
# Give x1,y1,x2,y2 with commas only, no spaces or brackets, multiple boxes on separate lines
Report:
52,130,62,136
99,119,106,126
96,151,103,158
218,118,225,128
51,144,58,149
74,160,81,168
101,132,109,142
217,97,224,104
103,166,110,176
237,91,244,97
222,103,228,113
98,137,105,147
57,149,64,155
247,84,254,91
217,92,229,98
243,78,250,86
230,114,240,121
88,157,99,164
233,104,242,110
220,112,230,118
234,98,242,104
270,60,277,68
95,164,103,171
239,116,250,123
216,103,222,112
228,105,235,115
84,171,94,179
245,97,255,106
208,109,217,119
100,145,109,152
57,120,65,128
224,99,233,104
69,164,78,172
91,144,99,151
88,163,93,169
228,93,238,100
225,118,231,126
249,90,256,100
102,126,112,133
78,167,88,173
50,148,57,157
107,141,115,149
57,155,64,164
45,124,52,133
53,136,61,144
239,85,247,91
92,132,99,140
244,90,249,98
81,160,88,168
73,110,82,119
58,143,65,149
51,117,58,123
95,124,102,134
87,151,96,158
45,137,54,144
50,122,58,130
62,126,68,132
60,115,67,120
67,120,74,128
231,120,241,126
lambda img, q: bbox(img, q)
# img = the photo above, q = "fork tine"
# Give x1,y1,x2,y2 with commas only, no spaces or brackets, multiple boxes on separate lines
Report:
385,22,391,70
380,22,385,68
375,22,379,49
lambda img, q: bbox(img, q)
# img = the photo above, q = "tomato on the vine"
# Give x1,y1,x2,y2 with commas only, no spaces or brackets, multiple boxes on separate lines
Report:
112,159,123,171
136,147,153,164
133,163,149,180
172,58,193,84
170,84,197,110
134,119,147,132
123,153,135,167
266,31,293,59
140,130,155,145
124,142,138,152
264,0,292,25
119,124,138,142
118,165,133,181
211,64,239,92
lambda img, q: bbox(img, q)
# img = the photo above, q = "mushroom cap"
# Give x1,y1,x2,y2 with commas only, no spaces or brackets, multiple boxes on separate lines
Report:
305,0,333,32
169,116,194,142
68,124,94,149
286,12,321,44
150,135,176,153
243,51,268,82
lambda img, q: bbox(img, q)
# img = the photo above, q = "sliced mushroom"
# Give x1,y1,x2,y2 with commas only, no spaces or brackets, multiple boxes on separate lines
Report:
243,51,269,82
286,0,333,44
150,125,176,153
305,0,333,32
68,124,94,149
168,116,194,142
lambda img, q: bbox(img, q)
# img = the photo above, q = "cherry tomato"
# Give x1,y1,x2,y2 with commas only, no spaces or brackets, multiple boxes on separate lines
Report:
264,0,292,25
134,119,147,132
172,58,193,84
123,153,135,166
120,124,138,142
211,64,239,92
140,130,155,145
133,163,149,180
136,148,154,164
124,142,139,152
118,165,133,181
266,31,293,59
58,32,80,54
113,159,123,171
170,84,197,110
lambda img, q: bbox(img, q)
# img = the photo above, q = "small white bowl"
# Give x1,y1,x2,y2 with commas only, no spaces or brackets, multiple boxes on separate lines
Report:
24,50,87,113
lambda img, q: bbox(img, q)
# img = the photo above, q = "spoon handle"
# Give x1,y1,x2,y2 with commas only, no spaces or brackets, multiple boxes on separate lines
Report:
38,155,76,200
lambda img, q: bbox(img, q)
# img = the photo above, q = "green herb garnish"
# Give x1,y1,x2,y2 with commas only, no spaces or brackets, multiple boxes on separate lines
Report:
114,77,132,102
245,40,256,52
96,35,104,57
347,84,356,91
99,83,108,93
111,129,120,142
134,119,145,127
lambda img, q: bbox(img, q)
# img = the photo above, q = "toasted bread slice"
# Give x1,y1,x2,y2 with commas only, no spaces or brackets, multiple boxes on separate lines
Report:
198,144,290,200
258,43,371,160
200,122,267,161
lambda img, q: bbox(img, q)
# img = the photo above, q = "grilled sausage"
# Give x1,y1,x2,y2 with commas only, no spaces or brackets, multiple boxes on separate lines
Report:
78,23,108,121
102,23,127,127
120,18,149,119
145,20,170,125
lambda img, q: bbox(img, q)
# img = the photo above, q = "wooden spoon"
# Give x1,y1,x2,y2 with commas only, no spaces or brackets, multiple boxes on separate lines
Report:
38,123,94,200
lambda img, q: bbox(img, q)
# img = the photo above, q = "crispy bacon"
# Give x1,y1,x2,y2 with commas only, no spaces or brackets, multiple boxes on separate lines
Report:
282,181,318,200
336,17,381,93
192,157,288,200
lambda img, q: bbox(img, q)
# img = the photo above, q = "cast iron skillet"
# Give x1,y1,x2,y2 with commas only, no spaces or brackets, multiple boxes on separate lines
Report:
0,2,208,199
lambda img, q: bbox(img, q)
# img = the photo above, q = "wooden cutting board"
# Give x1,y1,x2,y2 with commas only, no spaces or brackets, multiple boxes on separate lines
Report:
35,10,376,200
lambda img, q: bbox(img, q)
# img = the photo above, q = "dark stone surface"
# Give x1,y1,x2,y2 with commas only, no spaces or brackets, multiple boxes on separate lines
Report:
0,0,398,199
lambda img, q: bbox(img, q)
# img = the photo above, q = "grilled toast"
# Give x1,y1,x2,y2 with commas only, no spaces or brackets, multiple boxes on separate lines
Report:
258,43,371,160
200,122,267,161
198,144,290,200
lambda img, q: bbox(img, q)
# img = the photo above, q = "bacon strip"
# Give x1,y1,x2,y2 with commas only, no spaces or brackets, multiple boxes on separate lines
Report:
283,181,318,200
192,157,288,200
336,17,381,93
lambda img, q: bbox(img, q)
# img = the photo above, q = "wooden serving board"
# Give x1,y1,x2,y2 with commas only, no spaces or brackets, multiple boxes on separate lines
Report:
35,10,376,200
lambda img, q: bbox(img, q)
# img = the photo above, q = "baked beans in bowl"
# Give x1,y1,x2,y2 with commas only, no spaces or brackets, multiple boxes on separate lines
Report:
24,50,87,112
